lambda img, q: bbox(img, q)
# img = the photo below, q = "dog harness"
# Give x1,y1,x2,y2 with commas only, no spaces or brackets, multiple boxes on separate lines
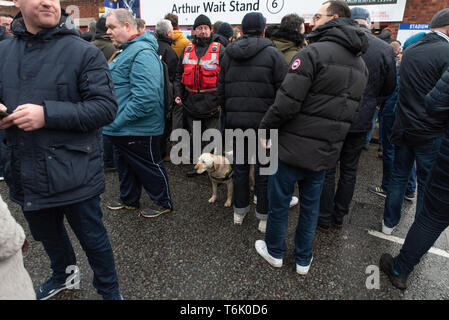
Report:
210,165,233,182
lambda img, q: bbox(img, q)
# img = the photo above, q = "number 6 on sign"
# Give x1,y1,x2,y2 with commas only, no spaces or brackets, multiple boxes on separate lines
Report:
267,0,284,14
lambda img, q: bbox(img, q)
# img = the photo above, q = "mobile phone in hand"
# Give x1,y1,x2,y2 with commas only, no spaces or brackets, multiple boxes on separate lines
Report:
0,110,10,119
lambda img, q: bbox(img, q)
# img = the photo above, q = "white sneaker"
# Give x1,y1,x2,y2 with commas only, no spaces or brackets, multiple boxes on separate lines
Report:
254,195,298,208
296,257,313,275
255,240,282,268
382,220,395,235
234,212,247,225
258,219,267,233
289,196,299,208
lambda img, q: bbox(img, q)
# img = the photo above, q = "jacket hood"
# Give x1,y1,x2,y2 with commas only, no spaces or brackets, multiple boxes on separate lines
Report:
173,29,186,42
225,35,274,60
212,33,229,46
308,18,368,56
271,37,298,54
270,27,305,47
11,9,80,40
122,31,159,52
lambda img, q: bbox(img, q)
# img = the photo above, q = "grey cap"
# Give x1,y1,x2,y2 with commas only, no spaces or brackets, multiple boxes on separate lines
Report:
430,8,449,28
351,7,370,22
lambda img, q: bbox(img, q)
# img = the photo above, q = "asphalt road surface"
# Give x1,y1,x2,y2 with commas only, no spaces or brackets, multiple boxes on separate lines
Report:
2,143,448,300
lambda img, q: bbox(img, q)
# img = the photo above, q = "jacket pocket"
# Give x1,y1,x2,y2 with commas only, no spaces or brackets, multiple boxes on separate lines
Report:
181,67,195,87
201,67,218,89
46,144,92,194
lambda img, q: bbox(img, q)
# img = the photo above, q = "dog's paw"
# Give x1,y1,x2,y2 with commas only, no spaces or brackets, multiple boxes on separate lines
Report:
208,197,217,204
224,200,232,207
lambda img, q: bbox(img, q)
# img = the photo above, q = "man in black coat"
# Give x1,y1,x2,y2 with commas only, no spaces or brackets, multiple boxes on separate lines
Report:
0,0,121,300
382,8,449,235
380,64,449,290
174,14,225,177
217,12,288,232
255,1,368,274
318,6,397,232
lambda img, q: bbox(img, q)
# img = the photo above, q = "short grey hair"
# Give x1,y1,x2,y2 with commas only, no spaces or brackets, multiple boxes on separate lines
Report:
107,9,137,29
155,19,173,37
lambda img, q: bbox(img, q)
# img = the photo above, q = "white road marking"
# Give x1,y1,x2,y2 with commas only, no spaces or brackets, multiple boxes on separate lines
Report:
367,229,449,259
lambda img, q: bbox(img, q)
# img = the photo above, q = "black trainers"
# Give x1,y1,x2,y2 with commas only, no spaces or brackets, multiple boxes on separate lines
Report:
404,192,415,202
379,253,408,290
317,223,331,233
35,270,80,300
139,204,172,218
106,200,138,210
368,185,387,198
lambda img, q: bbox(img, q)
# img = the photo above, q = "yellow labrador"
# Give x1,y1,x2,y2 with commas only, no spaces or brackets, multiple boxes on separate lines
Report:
194,153,233,207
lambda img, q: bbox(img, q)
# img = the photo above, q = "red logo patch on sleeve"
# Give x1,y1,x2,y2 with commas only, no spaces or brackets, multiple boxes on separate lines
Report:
291,58,301,70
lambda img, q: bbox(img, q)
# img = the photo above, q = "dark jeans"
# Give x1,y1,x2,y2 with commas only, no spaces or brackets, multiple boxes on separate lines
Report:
108,135,172,210
365,109,382,146
160,116,172,159
383,138,442,228
266,160,325,266
185,113,220,163
394,155,449,275
0,129,5,176
103,134,115,169
23,196,120,298
381,113,416,193
319,132,366,226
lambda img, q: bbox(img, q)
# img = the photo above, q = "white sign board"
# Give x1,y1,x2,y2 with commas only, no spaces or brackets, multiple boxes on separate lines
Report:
396,23,431,48
140,0,407,25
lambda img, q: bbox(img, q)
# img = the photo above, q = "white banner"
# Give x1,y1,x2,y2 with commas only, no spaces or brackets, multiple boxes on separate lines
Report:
140,0,407,25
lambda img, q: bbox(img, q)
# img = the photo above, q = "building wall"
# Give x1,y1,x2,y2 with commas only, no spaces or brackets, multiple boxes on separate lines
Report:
0,0,447,32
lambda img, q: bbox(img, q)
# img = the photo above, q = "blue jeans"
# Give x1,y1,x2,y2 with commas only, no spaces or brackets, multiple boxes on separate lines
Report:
23,196,121,298
383,138,442,228
394,151,449,275
109,135,172,210
365,109,382,146
266,160,325,266
381,112,416,193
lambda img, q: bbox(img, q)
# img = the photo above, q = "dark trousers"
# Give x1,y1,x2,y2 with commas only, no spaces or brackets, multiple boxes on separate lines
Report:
108,135,172,210
381,112,416,193
23,196,120,298
103,134,115,169
383,138,442,228
394,153,449,275
185,113,220,162
319,132,366,226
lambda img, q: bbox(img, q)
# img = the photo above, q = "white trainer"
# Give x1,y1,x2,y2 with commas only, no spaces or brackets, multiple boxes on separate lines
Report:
296,257,313,275
382,220,395,235
258,219,267,233
234,212,247,225
255,240,283,268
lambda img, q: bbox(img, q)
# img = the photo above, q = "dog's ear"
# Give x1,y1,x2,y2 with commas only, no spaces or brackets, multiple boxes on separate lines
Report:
213,155,224,171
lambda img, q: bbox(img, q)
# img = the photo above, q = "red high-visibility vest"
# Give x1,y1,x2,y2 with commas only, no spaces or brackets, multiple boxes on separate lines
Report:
181,42,221,93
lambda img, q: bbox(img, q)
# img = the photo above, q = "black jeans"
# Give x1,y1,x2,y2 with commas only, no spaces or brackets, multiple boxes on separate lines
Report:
319,132,366,226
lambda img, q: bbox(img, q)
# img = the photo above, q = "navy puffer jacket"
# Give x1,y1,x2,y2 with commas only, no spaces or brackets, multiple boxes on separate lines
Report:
0,11,118,211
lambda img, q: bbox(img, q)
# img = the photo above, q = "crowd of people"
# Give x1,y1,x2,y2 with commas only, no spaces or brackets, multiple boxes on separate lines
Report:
0,0,448,300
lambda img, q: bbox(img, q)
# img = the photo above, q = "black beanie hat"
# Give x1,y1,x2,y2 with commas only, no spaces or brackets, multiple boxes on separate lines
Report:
193,14,212,30
96,17,107,34
217,22,233,39
430,8,449,28
242,12,266,35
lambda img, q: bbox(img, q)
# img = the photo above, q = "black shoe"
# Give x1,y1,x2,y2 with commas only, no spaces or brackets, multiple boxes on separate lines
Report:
332,219,343,229
317,223,331,233
186,169,204,177
404,192,415,202
379,253,408,290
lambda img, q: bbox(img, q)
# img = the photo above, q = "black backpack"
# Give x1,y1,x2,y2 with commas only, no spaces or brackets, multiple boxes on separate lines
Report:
131,48,174,120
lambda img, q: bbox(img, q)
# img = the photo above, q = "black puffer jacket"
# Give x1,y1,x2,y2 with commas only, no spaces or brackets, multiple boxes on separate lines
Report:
217,35,287,130
349,25,397,133
259,18,369,171
392,32,449,146
157,35,178,82
0,11,117,211
174,35,226,119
